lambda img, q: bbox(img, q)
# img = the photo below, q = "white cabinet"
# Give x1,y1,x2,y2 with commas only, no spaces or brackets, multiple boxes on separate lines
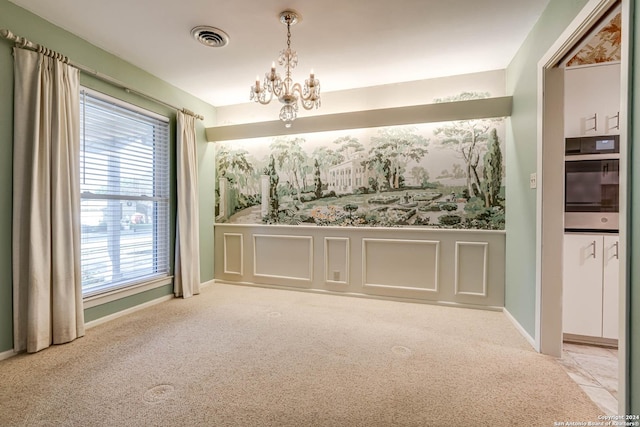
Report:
602,235,620,339
563,233,619,339
564,63,621,137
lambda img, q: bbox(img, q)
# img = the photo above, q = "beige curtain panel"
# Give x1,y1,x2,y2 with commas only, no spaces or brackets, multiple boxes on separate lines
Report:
174,110,201,298
12,47,84,353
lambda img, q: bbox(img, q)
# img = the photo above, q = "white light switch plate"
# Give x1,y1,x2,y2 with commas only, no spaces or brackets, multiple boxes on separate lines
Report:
530,173,537,189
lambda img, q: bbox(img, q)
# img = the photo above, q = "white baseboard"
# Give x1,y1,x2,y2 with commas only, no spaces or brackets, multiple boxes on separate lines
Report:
503,307,537,351
0,348,16,361
213,279,504,312
85,294,174,330
199,279,215,289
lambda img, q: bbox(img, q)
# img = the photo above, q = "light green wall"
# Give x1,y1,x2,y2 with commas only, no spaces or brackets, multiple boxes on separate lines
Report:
507,0,640,411
0,0,217,353
84,285,174,323
504,0,589,337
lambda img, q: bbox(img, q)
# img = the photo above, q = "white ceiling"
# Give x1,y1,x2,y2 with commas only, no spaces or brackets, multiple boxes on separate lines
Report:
8,0,551,107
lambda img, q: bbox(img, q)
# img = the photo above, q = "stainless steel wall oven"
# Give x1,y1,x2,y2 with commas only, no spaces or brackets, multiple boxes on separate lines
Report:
564,135,619,232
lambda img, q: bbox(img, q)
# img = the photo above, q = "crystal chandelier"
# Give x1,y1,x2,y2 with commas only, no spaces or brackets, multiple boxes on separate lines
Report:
250,10,321,128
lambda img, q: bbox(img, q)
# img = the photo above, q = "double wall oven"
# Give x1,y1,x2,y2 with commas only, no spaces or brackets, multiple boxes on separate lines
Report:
564,135,619,232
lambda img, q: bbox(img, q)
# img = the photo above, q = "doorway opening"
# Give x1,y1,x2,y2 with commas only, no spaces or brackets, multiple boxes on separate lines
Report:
537,0,628,414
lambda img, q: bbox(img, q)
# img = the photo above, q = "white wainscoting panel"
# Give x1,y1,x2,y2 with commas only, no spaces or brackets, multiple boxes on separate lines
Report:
455,241,488,297
214,224,505,309
223,233,244,275
362,238,439,292
253,234,313,282
324,237,350,285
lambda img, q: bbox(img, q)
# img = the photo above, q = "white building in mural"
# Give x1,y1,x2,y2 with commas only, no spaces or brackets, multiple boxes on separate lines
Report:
328,156,369,194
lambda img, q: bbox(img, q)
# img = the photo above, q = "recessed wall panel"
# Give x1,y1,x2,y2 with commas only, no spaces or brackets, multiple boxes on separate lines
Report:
325,237,349,284
223,233,243,275
455,242,488,297
363,239,439,292
253,235,313,281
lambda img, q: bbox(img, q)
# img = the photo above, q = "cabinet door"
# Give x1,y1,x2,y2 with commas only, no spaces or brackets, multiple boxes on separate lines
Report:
602,235,620,339
563,234,603,336
564,63,621,137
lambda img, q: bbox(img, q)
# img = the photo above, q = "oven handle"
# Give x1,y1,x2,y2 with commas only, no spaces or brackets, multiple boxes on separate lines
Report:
564,153,620,161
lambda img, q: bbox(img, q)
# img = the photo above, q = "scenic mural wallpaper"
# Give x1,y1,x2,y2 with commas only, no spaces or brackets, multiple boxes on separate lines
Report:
215,93,506,230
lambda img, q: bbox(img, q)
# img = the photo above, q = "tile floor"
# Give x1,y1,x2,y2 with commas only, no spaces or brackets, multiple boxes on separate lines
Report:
559,342,619,415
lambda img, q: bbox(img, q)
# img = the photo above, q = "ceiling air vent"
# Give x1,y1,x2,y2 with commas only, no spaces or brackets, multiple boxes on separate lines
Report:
191,26,229,48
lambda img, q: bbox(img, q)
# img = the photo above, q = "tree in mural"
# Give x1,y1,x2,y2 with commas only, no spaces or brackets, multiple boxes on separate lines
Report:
270,137,307,202
300,162,314,192
311,146,344,183
313,159,323,199
410,166,430,188
216,146,253,188
367,127,429,190
245,154,264,195
436,163,465,180
451,163,465,179
433,92,501,199
215,146,255,216
481,128,503,208
333,136,365,160
264,154,279,222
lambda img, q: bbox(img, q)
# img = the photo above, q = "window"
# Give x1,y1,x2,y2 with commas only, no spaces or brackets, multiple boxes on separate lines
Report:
80,89,170,297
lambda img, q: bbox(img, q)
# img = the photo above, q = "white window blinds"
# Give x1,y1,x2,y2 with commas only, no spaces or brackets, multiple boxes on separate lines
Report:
80,89,170,297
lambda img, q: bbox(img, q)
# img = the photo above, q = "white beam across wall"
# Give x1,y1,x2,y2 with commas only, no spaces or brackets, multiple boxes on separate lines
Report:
206,96,512,142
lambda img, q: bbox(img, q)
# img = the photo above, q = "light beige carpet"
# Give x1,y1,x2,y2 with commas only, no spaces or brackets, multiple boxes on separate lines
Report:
0,283,603,426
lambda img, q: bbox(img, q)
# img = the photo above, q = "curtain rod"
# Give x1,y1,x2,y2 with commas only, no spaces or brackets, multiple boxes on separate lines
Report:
0,29,204,121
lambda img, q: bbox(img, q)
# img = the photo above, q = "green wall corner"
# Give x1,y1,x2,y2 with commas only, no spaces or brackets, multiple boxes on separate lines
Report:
504,0,589,338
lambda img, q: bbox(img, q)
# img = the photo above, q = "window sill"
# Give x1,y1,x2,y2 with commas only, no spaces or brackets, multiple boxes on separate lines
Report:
83,276,173,309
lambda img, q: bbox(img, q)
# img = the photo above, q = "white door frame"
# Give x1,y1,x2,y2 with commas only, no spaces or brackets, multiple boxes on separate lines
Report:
535,0,629,413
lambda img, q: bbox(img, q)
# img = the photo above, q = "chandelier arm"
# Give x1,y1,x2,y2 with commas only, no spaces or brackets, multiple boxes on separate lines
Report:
300,100,316,110
291,82,311,105
272,85,283,99
271,78,285,99
255,90,274,105
291,83,320,111
292,83,318,101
